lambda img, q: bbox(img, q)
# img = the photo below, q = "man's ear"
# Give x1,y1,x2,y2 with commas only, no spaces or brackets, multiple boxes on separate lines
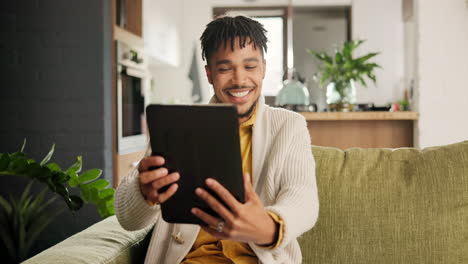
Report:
205,65,213,84
262,59,266,79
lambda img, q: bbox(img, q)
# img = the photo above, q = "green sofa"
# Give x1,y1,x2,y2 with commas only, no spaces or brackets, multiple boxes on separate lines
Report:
23,141,468,263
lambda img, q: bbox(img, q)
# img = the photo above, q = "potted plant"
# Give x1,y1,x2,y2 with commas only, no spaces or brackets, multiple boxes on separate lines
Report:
0,140,115,263
307,40,381,112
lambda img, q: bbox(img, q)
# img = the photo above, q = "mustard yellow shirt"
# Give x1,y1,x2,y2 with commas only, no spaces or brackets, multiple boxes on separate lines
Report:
181,108,284,264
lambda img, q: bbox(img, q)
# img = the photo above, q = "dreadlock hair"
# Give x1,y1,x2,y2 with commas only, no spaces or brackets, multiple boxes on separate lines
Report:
200,15,268,65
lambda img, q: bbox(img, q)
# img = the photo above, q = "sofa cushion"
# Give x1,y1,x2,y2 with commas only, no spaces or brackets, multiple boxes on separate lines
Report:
299,141,468,264
22,216,152,264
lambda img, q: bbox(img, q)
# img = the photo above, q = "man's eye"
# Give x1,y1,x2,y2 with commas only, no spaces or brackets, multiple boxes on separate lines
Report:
218,68,231,72
246,66,257,70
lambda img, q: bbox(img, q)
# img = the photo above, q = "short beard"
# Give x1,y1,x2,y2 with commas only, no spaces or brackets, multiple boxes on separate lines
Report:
238,99,258,119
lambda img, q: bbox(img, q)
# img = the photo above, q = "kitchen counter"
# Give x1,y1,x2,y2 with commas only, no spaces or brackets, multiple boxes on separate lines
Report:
300,111,418,121
300,111,418,149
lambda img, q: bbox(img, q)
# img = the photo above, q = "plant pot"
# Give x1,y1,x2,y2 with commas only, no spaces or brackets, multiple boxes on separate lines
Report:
326,80,356,112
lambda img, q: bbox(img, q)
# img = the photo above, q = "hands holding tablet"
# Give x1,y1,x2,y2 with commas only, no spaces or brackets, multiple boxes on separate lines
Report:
138,155,277,245
191,172,278,246
138,156,179,205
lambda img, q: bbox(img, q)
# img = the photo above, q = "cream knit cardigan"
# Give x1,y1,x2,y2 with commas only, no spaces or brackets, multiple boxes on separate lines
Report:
114,96,319,264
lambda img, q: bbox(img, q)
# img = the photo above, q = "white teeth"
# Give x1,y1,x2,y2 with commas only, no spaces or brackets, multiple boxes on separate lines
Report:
228,90,250,97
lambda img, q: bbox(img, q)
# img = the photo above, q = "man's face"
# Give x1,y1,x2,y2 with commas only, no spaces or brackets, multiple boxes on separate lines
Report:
205,37,266,123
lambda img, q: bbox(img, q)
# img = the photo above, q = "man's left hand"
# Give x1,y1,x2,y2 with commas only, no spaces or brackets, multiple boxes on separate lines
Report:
191,172,277,245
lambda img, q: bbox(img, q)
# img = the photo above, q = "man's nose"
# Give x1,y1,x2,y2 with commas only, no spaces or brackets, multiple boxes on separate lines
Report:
232,69,246,85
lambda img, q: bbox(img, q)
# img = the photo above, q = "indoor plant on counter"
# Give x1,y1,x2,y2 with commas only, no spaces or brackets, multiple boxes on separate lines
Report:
0,140,115,263
307,40,381,112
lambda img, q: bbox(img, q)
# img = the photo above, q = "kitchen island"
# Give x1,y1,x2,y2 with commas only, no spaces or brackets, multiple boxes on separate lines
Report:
300,111,418,149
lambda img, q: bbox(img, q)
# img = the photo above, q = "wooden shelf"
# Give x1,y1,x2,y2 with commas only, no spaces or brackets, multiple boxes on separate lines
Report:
114,25,144,48
300,111,419,121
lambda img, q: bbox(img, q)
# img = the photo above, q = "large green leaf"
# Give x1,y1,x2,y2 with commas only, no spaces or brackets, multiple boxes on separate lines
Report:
66,156,82,175
77,169,102,184
306,49,333,64
80,186,91,203
98,188,115,199
68,172,79,187
354,52,380,65
46,163,61,172
84,179,109,190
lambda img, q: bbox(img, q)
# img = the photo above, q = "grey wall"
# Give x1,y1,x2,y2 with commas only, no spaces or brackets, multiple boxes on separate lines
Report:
0,0,112,257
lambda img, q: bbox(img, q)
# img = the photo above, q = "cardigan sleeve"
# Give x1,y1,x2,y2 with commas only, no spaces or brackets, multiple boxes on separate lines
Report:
253,116,319,253
114,147,161,231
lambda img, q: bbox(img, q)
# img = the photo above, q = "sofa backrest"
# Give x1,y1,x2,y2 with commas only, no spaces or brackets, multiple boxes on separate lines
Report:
299,141,468,264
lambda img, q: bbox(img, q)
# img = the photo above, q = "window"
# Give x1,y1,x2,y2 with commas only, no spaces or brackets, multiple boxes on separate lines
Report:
255,16,284,96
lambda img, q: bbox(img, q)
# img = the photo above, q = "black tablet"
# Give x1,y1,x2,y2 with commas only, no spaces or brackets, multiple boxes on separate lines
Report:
145,104,245,225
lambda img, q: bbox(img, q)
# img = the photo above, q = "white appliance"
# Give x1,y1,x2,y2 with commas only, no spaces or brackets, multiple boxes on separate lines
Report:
116,40,151,154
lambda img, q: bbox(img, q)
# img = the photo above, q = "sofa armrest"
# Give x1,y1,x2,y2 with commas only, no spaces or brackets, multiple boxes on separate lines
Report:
23,216,152,264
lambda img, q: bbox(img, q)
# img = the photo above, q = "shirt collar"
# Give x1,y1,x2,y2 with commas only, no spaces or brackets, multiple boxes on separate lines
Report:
240,106,257,128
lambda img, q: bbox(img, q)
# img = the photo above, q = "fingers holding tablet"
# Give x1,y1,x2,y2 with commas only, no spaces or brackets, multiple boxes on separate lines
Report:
138,156,179,205
145,182,179,204
140,167,168,184
138,156,165,172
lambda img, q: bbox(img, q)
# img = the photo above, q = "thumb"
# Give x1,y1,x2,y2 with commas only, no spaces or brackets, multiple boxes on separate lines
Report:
243,172,255,201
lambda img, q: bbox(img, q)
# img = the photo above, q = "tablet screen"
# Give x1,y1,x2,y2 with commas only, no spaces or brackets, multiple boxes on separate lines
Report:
146,104,245,225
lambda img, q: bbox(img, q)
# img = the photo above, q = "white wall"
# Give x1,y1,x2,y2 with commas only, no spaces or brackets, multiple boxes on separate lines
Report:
143,0,194,104
142,0,213,104
143,0,182,66
415,0,468,148
352,0,405,106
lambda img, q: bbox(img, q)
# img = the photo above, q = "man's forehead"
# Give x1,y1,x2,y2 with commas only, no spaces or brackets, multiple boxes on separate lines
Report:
216,37,259,52
207,36,264,65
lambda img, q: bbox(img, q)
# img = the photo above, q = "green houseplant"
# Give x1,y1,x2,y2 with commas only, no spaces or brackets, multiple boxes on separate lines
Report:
307,40,381,111
0,181,63,262
0,140,115,263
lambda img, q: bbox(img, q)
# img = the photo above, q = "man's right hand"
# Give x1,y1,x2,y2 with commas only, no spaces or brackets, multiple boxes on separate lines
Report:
138,156,179,205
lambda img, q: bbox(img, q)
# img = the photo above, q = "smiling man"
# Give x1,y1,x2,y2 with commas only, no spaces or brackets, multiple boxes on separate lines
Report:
203,23,266,124
114,16,319,264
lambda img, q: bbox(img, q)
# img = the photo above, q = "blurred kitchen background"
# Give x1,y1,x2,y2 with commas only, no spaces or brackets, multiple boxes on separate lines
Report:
0,0,467,259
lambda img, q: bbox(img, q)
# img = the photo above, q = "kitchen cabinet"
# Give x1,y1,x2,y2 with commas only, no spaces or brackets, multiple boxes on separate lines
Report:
116,0,142,37
301,111,418,149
